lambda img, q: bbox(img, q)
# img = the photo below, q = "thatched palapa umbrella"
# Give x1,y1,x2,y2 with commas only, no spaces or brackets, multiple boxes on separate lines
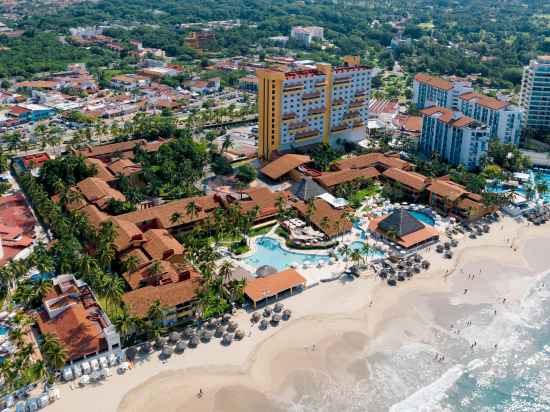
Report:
256,265,277,278
421,260,430,269
251,312,261,323
234,329,244,340
140,341,152,354
263,307,272,317
189,335,199,348
215,326,225,337
227,321,238,333
175,341,187,353
271,314,281,325
259,319,268,330
161,345,173,358
155,337,167,350
282,309,292,320
169,332,181,344
126,347,137,362
274,303,284,313
183,327,194,340
222,333,233,345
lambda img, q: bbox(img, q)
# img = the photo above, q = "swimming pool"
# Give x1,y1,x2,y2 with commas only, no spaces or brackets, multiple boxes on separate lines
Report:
533,168,550,203
347,241,384,258
0,326,8,336
244,237,330,272
407,210,435,226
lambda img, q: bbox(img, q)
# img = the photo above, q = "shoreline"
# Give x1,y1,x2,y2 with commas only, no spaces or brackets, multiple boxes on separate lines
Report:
44,216,550,412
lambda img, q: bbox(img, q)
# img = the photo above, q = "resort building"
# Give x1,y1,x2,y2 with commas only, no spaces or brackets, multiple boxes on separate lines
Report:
238,76,258,92
219,187,290,225
69,177,126,211
244,268,306,308
35,274,121,363
333,152,413,172
520,55,550,131
413,73,473,110
260,153,313,181
426,177,492,220
419,106,490,170
292,198,353,238
381,168,430,201
75,139,169,162
368,209,439,250
290,26,324,48
315,167,380,193
256,59,373,159
457,92,522,145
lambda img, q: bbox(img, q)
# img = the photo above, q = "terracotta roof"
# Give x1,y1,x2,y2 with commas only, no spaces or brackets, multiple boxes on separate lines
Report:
368,215,439,249
403,116,422,132
142,229,184,260
108,158,141,176
76,177,126,209
75,139,147,159
16,80,59,89
120,248,151,269
244,268,306,303
377,209,425,237
293,198,353,238
80,204,108,228
85,158,115,182
458,92,509,110
427,179,468,201
315,167,380,188
414,73,453,91
382,168,429,191
334,153,412,171
421,106,477,128
117,195,218,229
122,263,201,318
234,188,288,218
455,196,484,211
260,154,312,180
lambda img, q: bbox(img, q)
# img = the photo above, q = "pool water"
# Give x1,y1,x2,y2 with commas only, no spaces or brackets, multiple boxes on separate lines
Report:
245,237,330,272
30,272,54,282
533,168,550,203
0,326,8,336
347,241,384,258
407,210,435,226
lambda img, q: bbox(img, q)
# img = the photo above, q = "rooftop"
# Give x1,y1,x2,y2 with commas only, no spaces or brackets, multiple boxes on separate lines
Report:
382,168,429,191
260,154,312,180
293,198,352,238
458,92,509,111
421,106,478,128
244,268,306,303
414,73,453,91
315,167,380,188
334,152,412,171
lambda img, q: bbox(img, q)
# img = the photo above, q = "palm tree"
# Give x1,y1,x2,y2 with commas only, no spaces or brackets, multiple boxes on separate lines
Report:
101,275,125,308
170,211,183,226
218,261,234,284
123,254,141,274
361,242,372,264
40,333,67,371
35,279,53,300
305,199,316,225
275,195,286,220
319,216,330,235
185,201,198,220
113,305,138,343
350,249,362,270
338,244,351,268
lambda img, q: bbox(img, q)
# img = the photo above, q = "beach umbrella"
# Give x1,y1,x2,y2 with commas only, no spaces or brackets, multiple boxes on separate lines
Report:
251,312,261,323
444,242,451,250
263,307,272,317
405,269,413,278
169,332,181,344
125,347,137,362
140,341,152,354
222,333,233,345
421,260,430,269
155,337,167,350
183,327,194,339
259,319,268,330
413,254,422,263
387,275,397,286
413,264,421,273
451,239,458,247
201,331,213,342
222,313,232,324
227,321,238,333
256,265,277,277
234,329,245,340
282,309,292,320
444,251,453,259
436,244,444,253
271,314,281,325
175,341,187,353
161,345,173,358
274,302,284,313
215,326,225,337
379,270,388,279
397,271,406,281
189,336,199,348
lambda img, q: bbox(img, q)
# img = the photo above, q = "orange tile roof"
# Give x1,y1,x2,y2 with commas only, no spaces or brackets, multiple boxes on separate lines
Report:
458,92,509,110
16,80,59,89
108,158,141,176
315,167,380,188
75,139,147,159
414,73,453,91
117,195,218,229
76,177,126,209
234,188,289,219
260,154,312,180
142,229,184,260
427,178,468,201
293,198,353,238
368,215,439,249
403,116,422,132
421,106,477,128
382,168,429,191
334,153,412,171
84,158,116,182
244,268,306,303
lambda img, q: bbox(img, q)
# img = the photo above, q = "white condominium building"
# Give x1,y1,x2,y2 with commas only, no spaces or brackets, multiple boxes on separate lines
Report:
419,106,490,170
290,26,324,48
413,73,473,110
520,55,550,131
458,92,522,145
257,58,372,160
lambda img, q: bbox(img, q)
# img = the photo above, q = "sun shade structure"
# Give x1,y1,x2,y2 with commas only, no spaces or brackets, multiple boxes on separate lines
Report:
245,268,306,308
290,177,327,201
378,209,425,238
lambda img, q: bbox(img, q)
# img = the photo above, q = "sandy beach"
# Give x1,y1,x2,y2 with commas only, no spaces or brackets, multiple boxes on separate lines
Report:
46,215,550,412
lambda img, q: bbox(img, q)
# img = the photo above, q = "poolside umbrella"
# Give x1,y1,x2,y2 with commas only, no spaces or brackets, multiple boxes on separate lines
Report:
227,321,238,333
222,313,232,324
161,345,173,358
413,264,421,273
444,242,451,250
259,319,268,330
483,224,490,233
189,336,199,348
175,341,187,353
263,307,272,317
436,244,444,253
201,331,213,342
405,260,413,267
379,270,388,279
183,327,194,339
251,312,261,323
256,265,277,278
282,309,292,320
274,303,284,313
125,347,137,362
215,326,225,337
155,337,167,350
222,333,233,345
271,314,281,325
140,342,152,354
234,329,245,340
413,254,422,263
421,260,430,269
169,332,181,344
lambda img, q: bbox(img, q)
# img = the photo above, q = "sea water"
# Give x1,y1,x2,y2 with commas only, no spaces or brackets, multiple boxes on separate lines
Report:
285,270,550,412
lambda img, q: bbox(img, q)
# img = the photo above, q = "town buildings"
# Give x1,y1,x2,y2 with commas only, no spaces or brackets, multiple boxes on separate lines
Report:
290,26,324,48
520,55,550,131
419,106,490,170
256,57,373,160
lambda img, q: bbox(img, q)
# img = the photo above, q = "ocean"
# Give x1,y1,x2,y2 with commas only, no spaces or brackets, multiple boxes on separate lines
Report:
286,269,550,412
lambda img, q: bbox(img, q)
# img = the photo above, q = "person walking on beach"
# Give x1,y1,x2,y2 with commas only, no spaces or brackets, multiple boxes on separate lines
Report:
198,389,203,398
464,288,468,294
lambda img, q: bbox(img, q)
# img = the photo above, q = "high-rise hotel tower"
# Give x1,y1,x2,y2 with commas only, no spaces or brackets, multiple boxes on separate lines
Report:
256,57,373,160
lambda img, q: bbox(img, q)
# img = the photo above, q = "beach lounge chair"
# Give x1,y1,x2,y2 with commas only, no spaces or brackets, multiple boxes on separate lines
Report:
26,399,38,412
99,356,108,369
38,394,49,408
90,359,100,371
81,361,91,375
108,353,118,367
63,367,73,381
15,401,25,412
